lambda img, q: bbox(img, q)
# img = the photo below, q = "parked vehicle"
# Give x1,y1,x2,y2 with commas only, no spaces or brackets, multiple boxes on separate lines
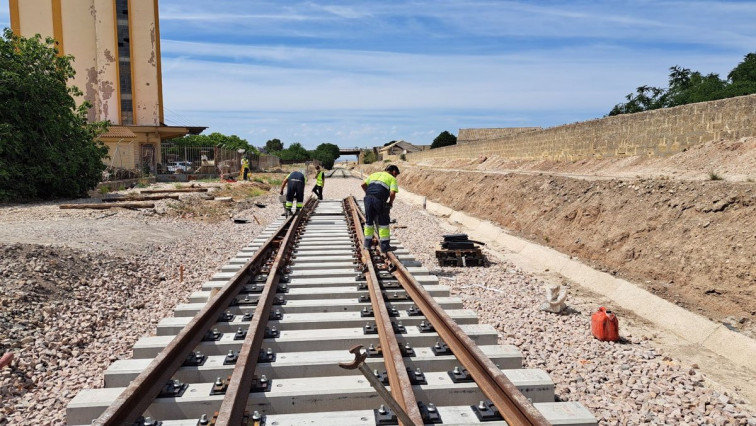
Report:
167,161,193,173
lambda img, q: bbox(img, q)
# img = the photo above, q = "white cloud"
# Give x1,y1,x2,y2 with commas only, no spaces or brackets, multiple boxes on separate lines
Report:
315,5,371,19
161,40,737,115
156,1,756,52
158,30,746,146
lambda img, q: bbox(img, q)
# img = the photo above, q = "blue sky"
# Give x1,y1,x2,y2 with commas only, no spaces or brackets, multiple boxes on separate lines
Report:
2,1,756,150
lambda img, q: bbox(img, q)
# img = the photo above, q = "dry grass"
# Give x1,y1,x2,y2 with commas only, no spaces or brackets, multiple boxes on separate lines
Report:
214,181,272,199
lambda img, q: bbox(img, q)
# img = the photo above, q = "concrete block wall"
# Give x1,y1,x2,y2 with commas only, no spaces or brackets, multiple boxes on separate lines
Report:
257,155,281,170
409,94,756,162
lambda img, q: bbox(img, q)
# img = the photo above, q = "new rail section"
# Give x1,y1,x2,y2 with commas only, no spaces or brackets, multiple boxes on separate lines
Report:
67,197,596,425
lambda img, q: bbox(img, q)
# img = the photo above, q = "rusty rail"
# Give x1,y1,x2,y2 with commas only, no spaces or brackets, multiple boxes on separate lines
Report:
215,197,318,424
386,254,550,425
94,211,296,425
344,197,423,426
347,195,549,425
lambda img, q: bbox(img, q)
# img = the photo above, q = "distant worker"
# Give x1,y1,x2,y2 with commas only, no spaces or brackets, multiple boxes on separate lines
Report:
361,165,400,252
312,165,325,200
240,157,250,181
280,170,306,216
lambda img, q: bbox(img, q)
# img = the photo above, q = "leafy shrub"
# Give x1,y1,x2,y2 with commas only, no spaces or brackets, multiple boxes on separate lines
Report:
0,29,109,201
609,53,756,116
431,131,457,149
362,150,377,164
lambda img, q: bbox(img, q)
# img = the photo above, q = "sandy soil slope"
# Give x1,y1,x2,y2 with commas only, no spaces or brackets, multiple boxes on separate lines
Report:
395,137,756,337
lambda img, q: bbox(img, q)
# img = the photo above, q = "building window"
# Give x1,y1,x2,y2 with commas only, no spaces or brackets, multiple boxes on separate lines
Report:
116,0,133,124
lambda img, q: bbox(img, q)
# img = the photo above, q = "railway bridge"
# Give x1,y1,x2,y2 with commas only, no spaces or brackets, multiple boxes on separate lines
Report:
339,147,365,163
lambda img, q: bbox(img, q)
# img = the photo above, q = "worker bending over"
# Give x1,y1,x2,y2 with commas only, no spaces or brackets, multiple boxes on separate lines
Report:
280,170,306,216
312,165,325,200
361,165,400,252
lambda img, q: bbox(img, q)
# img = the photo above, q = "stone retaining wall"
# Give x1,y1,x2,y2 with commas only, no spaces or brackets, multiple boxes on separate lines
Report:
409,94,756,162
457,127,541,144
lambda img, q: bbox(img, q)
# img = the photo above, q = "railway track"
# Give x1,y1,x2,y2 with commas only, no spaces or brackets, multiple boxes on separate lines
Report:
67,197,596,425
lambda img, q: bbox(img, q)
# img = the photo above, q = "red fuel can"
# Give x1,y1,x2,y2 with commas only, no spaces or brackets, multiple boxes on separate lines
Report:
591,307,619,341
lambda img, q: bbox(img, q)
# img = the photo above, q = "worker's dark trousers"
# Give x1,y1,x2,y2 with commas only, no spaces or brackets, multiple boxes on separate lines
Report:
364,195,391,251
286,180,305,211
312,185,323,200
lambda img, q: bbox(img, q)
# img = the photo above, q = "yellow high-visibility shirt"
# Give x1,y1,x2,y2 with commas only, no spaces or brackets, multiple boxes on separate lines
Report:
364,171,398,193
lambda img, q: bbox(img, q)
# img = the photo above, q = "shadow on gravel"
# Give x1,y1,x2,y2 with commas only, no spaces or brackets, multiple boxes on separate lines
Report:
428,269,460,278
555,306,583,317
616,336,634,345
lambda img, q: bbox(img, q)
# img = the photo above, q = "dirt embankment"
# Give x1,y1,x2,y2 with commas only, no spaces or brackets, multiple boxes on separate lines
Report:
389,139,756,336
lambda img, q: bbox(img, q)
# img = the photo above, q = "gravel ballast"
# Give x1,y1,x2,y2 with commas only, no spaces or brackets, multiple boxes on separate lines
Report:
0,177,755,425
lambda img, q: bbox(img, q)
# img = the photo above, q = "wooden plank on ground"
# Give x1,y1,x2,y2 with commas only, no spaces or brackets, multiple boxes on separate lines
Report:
140,188,208,194
59,202,155,210
103,195,180,202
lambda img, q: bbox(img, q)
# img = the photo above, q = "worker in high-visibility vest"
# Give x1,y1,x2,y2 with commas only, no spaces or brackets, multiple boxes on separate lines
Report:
361,165,400,252
312,165,325,200
280,170,306,216
240,157,250,181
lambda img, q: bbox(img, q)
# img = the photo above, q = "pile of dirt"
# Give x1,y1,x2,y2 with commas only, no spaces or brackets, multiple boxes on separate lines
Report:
390,137,756,336
148,181,279,222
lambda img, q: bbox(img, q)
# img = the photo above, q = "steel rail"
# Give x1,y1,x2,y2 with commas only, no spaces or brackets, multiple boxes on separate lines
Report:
344,197,423,426
215,197,318,425
386,251,550,426
347,195,548,425
94,214,295,425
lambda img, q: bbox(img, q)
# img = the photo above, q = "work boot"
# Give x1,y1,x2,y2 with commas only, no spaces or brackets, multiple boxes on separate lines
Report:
380,242,397,252
363,238,372,249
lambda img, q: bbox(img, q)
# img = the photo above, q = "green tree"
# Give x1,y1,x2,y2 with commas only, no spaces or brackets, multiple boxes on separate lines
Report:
0,29,108,201
668,72,727,106
166,132,257,153
275,142,309,161
264,138,283,152
309,143,340,169
430,131,457,149
725,53,756,97
316,143,340,160
609,85,667,115
609,53,756,116
728,53,756,83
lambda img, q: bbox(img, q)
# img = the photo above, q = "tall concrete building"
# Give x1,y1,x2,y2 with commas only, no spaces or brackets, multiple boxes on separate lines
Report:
9,0,202,173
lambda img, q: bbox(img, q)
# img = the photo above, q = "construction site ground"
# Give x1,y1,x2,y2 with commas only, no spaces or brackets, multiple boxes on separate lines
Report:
1,142,755,422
